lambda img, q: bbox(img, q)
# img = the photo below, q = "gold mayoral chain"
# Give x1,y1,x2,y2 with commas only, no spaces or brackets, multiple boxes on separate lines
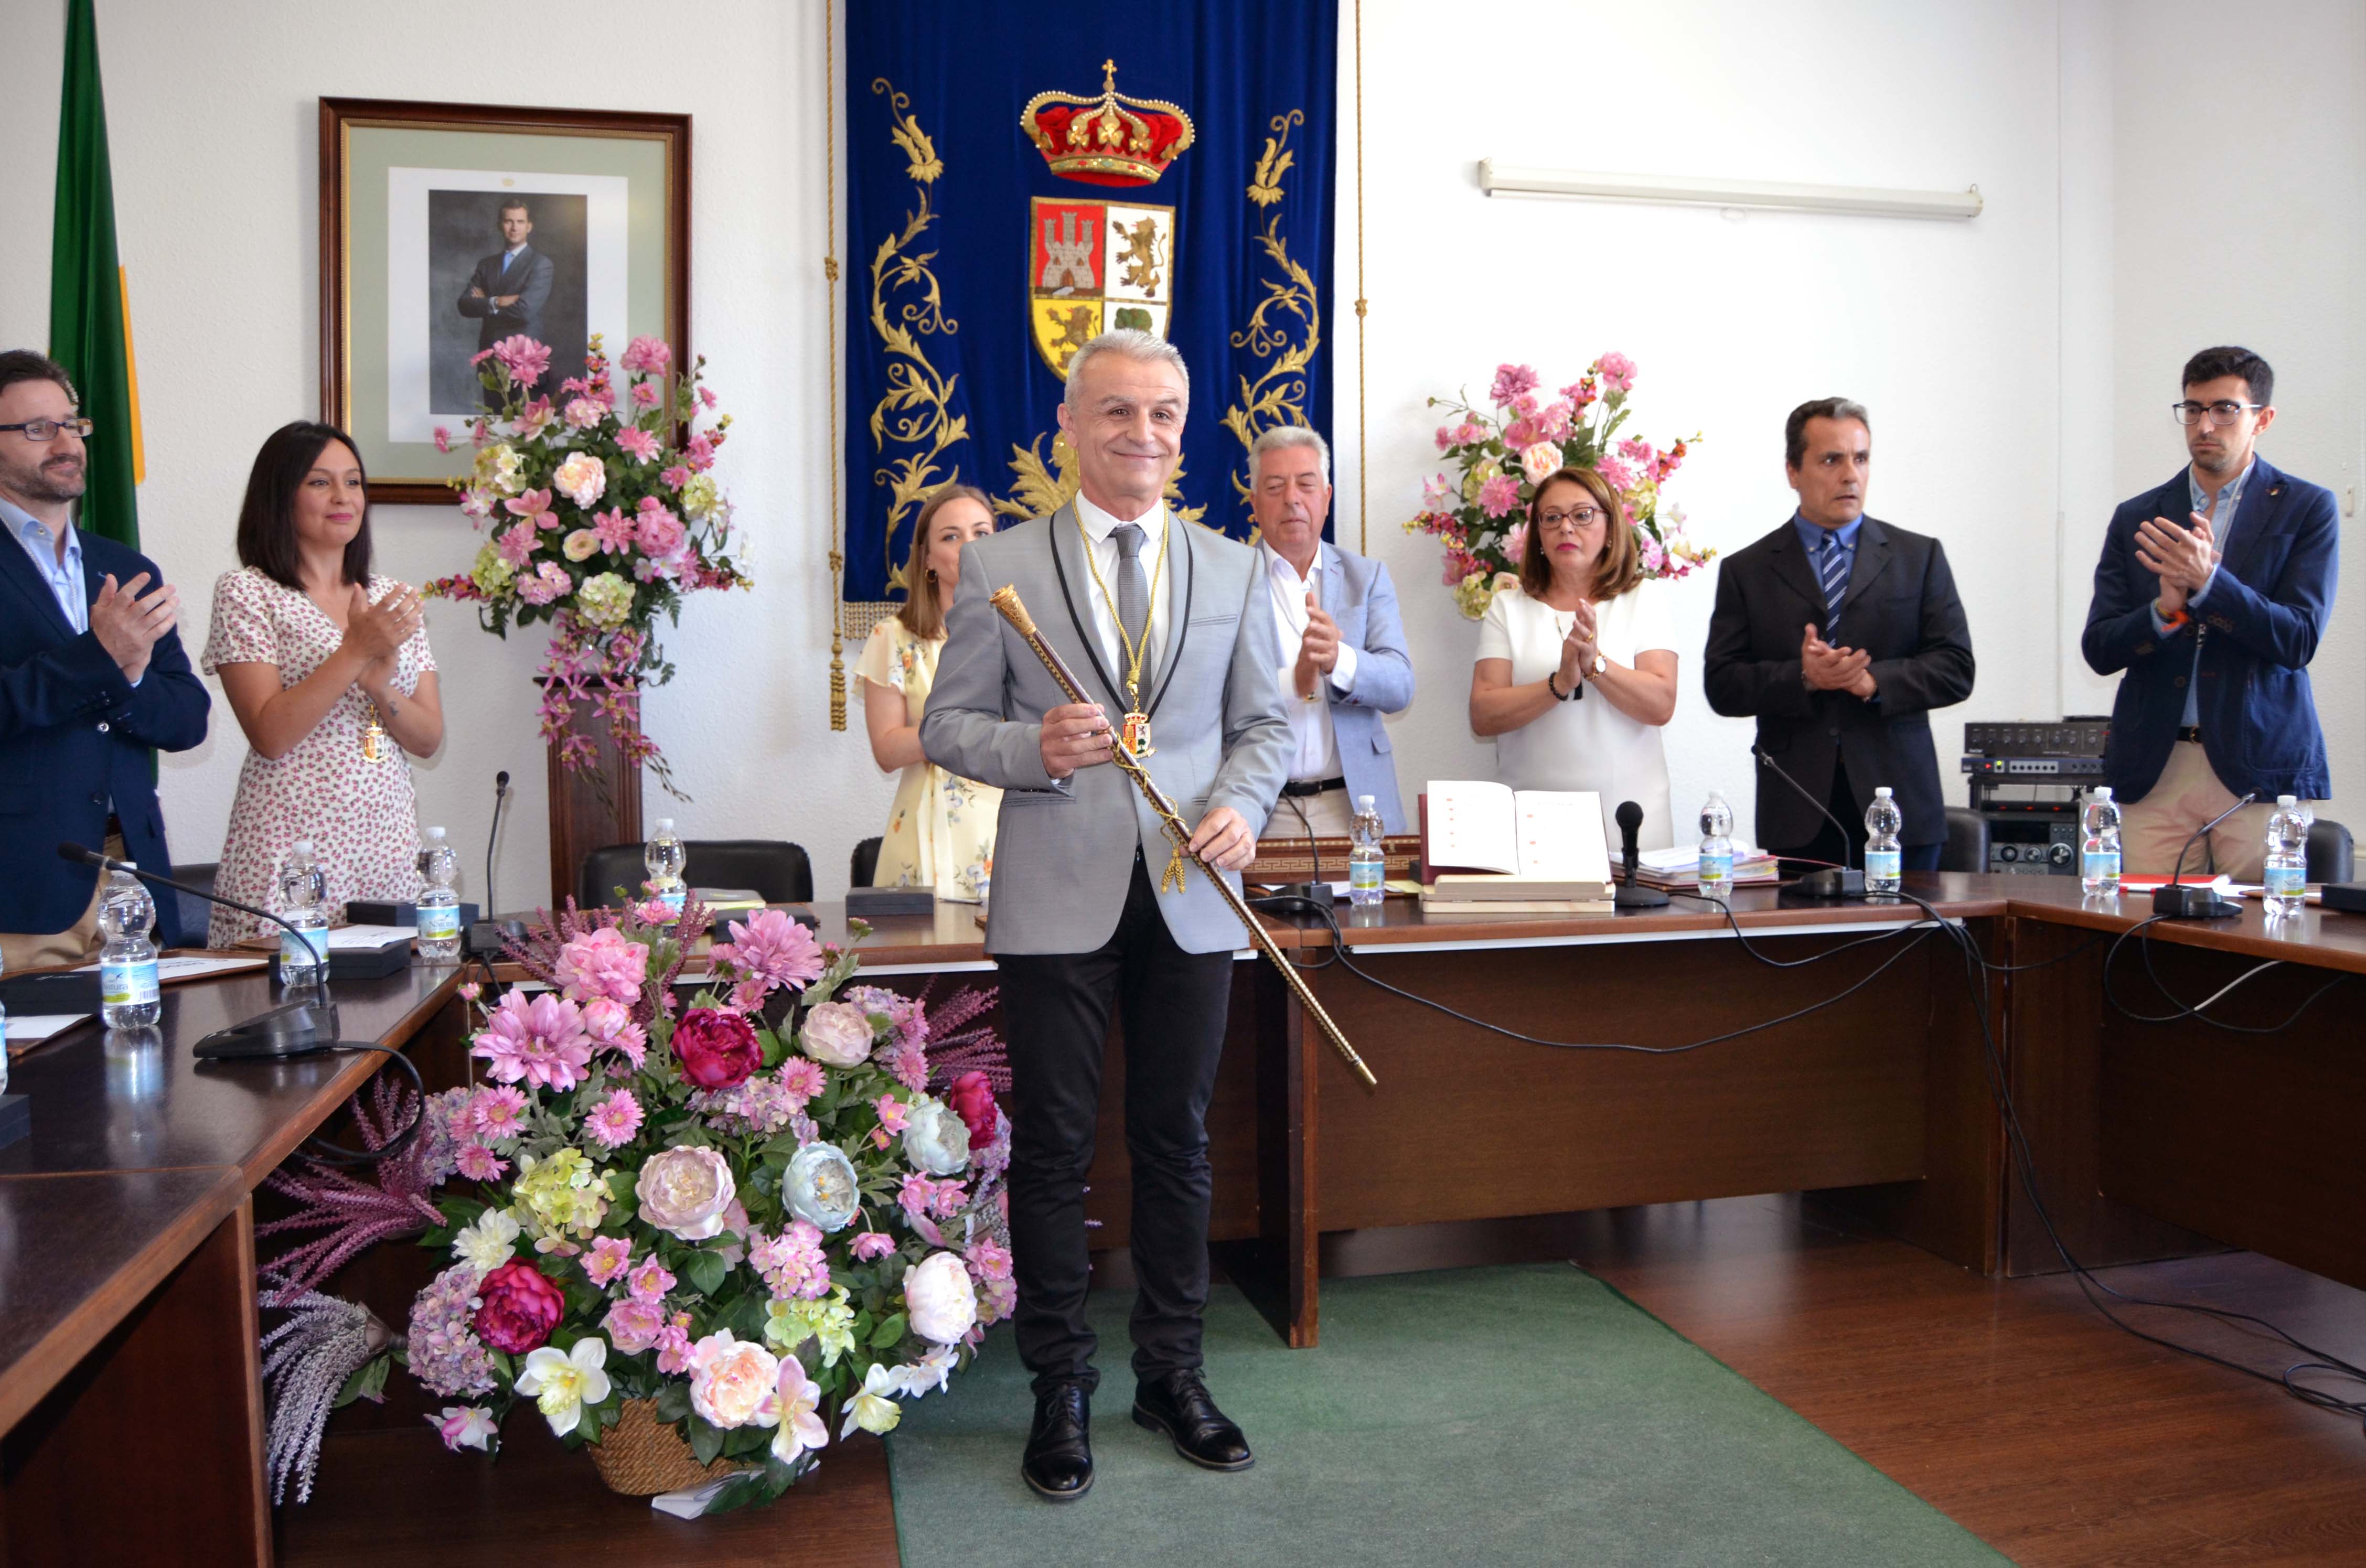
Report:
1077,512,1170,759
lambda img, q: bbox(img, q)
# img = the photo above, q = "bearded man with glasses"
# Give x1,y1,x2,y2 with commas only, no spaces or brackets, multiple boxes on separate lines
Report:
2082,345,2337,878
0,349,210,966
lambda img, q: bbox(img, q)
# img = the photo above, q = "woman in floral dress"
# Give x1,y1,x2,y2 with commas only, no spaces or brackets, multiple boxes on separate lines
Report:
201,422,444,946
857,485,999,901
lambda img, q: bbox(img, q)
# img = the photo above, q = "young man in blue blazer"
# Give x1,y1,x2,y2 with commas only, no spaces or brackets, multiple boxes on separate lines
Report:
1245,425,1416,838
0,351,210,966
2082,346,2336,879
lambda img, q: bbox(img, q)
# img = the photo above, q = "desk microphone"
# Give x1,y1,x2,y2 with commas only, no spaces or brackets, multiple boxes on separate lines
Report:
1752,748,1867,898
2154,791,2256,918
1612,800,1668,909
56,842,341,1056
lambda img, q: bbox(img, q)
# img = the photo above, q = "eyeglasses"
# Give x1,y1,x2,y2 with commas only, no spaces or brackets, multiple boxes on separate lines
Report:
2171,400,2261,427
1538,507,1603,530
0,417,94,443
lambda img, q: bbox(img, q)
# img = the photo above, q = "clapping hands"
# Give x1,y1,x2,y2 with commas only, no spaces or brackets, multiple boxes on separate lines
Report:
2134,512,2220,613
1802,623,1876,700
89,572,179,682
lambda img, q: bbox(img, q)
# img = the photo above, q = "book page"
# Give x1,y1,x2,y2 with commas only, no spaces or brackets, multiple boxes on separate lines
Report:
1509,791,1611,885
1424,780,1519,874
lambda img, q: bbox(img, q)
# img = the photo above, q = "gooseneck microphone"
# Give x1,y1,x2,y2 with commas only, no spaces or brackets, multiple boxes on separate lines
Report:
1752,747,1867,899
1612,800,1668,909
487,770,511,918
59,841,325,971
2154,791,2256,918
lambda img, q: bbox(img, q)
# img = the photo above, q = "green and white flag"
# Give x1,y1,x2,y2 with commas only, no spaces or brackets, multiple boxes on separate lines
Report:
50,0,143,551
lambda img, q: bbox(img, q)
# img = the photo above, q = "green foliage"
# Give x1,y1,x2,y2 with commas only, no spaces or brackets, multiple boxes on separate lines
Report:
334,1353,392,1409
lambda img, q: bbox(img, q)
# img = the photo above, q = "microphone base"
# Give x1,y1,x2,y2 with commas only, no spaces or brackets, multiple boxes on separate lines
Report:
2151,884,2242,919
1613,880,1671,910
192,1000,342,1060
1792,867,1868,900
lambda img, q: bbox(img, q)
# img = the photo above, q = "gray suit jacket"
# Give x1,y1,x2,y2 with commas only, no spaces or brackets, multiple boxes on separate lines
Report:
1298,540,1415,833
920,503,1293,956
458,244,553,350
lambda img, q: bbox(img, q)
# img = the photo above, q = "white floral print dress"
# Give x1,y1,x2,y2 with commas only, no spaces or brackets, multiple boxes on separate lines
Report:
855,618,998,901
200,567,436,946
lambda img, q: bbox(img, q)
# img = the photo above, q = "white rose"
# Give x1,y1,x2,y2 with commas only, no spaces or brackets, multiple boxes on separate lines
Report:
901,1097,971,1176
904,1251,978,1345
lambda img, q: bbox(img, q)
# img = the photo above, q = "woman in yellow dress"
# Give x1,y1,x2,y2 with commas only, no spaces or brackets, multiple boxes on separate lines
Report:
857,485,1000,900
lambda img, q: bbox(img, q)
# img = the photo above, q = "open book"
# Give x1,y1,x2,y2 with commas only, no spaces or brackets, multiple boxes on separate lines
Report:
1419,782,1612,899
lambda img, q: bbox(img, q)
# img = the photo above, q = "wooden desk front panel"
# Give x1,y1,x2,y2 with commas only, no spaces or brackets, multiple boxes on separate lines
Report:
1308,931,1935,1232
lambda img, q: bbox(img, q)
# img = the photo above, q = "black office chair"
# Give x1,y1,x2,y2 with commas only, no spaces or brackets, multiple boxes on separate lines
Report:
2307,818,2353,884
850,836,883,890
577,839,813,910
1940,808,1989,874
174,862,220,946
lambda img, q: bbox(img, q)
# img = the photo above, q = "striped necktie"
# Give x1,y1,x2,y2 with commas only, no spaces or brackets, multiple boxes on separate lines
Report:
1817,533,1849,642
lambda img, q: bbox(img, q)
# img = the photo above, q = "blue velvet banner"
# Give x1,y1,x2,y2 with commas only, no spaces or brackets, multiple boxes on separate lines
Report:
843,1,1338,606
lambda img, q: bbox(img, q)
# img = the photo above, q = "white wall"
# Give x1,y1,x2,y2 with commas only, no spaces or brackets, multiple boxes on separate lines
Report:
2,1,2358,901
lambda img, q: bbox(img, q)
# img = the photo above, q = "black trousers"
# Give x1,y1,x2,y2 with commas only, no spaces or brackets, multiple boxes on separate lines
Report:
1773,762,1944,874
994,853,1233,1397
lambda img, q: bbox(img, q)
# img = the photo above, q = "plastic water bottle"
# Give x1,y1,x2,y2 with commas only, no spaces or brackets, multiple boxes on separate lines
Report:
1864,787,1903,894
2080,787,2123,896
99,868,161,1028
1697,791,1735,901
2264,795,2309,914
1347,795,1386,907
278,840,330,985
645,818,688,920
416,825,462,961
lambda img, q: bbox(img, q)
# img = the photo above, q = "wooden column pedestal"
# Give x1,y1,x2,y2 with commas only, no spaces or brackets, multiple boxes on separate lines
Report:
545,719,644,910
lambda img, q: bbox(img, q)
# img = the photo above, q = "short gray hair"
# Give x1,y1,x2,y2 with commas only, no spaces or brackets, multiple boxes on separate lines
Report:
1063,329,1191,409
1249,424,1331,486
1784,397,1871,468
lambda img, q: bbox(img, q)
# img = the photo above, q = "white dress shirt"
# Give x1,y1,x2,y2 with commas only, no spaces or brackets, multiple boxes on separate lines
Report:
1071,490,1172,710
1259,542,1357,781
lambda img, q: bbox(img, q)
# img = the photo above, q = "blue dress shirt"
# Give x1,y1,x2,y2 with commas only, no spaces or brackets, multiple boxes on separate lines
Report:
1792,510,1863,629
4,498,90,634
2148,457,2254,726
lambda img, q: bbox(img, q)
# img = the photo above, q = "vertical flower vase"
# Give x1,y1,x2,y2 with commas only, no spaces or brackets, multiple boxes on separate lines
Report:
544,708,645,910
586,1399,749,1496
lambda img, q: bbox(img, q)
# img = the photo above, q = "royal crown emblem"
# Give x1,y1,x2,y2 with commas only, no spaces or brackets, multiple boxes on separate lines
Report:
1021,60,1196,189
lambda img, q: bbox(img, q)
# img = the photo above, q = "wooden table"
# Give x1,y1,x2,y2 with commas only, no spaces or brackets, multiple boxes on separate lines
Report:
0,963,466,1567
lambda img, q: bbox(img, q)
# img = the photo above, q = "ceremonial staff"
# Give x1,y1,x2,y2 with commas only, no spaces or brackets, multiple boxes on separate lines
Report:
989,584,1378,1088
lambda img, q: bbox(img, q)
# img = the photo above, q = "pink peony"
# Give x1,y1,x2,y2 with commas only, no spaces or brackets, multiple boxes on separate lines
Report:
1478,475,1522,519
584,1236,633,1287
585,1088,644,1151
711,908,826,1000
627,1256,676,1303
672,1008,762,1090
472,1260,564,1354
554,926,648,1005
620,336,673,375
799,1001,874,1067
472,990,594,1092
490,335,553,389
1490,363,1540,406
635,1146,736,1240
604,1296,667,1354
1519,441,1566,485
1596,352,1637,393
688,1331,780,1430
634,501,686,557
616,426,660,462
852,1230,897,1262
946,1071,998,1149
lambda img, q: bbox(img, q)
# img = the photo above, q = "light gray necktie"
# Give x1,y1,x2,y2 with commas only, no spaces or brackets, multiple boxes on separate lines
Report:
1112,521,1154,701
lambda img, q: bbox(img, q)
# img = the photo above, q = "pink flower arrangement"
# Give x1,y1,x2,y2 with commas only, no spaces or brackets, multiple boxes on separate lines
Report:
1406,353,1712,618
555,926,649,1005
472,991,594,1092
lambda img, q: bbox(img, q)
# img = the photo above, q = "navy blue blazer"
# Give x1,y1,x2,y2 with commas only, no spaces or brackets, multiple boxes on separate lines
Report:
2081,457,2336,802
0,528,211,944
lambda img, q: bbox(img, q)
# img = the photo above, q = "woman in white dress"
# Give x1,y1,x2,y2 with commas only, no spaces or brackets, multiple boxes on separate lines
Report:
856,485,1001,900
1469,465,1680,849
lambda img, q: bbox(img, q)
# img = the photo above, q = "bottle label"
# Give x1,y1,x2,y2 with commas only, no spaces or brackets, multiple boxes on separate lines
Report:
657,886,687,919
101,958,159,1007
419,904,462,941
1699,852,1732,885
2265,865,2305,897
280,928,329,971
1350,860,1384,893
1865,849,1902,884
2083,850,2120,882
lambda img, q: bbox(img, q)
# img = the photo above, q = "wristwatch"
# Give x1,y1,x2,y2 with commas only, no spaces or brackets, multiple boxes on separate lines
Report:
1582,652,1607,682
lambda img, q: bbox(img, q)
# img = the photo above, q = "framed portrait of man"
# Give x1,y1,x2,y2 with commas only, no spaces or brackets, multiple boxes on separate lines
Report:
319,98,690,503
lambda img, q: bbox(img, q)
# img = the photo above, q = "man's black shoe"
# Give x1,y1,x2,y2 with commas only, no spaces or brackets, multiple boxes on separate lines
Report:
1131,1369,1254,1472
1022,1380,1094,1501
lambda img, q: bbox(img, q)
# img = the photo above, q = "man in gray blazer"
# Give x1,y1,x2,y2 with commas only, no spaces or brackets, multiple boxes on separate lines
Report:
921,330,1291,1502
1248,424,1415,839
457,200,553,394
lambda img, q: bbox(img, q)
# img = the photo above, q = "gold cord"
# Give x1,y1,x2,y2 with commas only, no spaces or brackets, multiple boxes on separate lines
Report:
824,3,848,730
1353,0,1369,555
1074,512,1170,708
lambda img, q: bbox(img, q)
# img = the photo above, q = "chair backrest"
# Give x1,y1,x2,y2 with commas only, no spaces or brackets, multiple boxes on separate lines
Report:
176,862,220,946
1939,807,1990,875
850,836,883,890
578,839,813,910
2307,818,2354,885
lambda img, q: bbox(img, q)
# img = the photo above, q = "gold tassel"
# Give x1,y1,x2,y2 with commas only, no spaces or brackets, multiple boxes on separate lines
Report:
1161,844,1189,894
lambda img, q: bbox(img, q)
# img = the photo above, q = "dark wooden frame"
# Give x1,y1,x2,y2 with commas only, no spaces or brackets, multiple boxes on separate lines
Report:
317,96,692,504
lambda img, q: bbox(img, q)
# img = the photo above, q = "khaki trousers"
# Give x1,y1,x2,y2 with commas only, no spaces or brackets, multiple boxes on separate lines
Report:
1,832,126,971
1268,786,1359,841
2119,742,2298,882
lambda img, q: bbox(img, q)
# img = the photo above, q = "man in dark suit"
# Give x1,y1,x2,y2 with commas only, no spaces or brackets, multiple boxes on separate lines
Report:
2081,346,2335,880
1704,397,1975,871
0,351,210,966
457,199,554,398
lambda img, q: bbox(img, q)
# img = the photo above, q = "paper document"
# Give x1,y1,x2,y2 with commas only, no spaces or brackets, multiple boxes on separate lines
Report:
6,1014,89,1045
325,925,417,950
73,953,267,983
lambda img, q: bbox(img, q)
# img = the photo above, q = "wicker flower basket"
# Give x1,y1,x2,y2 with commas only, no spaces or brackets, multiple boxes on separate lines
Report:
587,1398,751,1495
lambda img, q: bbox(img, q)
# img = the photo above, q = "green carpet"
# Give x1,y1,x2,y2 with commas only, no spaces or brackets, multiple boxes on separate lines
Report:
885,1263,2004,1567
